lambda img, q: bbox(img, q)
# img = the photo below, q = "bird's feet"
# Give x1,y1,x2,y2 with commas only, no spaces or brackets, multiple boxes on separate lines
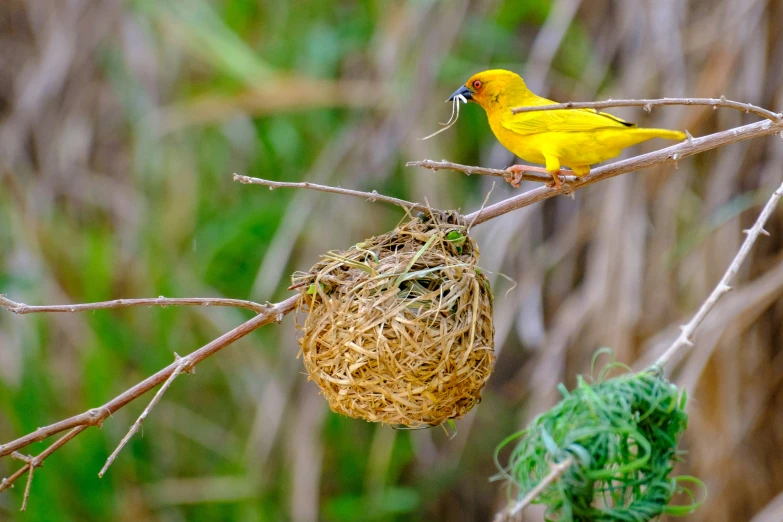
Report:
504,164,566,190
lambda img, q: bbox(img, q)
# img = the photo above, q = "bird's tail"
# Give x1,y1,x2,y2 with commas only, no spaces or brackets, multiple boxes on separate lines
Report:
633,128,686,141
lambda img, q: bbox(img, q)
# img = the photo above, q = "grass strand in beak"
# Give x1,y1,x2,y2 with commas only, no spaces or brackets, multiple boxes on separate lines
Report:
440,97,459,126
421,94,467,140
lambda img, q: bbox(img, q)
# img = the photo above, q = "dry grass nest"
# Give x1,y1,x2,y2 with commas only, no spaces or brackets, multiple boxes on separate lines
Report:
293,210,495,427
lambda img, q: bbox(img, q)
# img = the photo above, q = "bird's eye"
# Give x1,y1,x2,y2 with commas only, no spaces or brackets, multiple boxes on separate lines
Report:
472,80,482,90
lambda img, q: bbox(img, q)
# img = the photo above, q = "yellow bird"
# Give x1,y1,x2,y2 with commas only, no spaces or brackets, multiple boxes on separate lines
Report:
449,69,686,188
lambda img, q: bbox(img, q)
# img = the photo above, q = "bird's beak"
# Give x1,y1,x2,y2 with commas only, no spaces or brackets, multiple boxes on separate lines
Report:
448,85,473,102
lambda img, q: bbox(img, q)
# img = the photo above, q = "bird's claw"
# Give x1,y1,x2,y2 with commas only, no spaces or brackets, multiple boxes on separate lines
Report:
504,164,565,190
504,164,545,188
547,173,564,190
503,169,523,189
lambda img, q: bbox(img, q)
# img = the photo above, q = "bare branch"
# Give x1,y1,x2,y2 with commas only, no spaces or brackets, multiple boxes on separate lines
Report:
21,457,34,511
0,295,299,497
0,295,269,315
654,181,783,369
406,159,558,184
233,173,427,212
464,118,782,224
99,360,186,478
494,457,574,521
0,426,87,507
510,97,783,122
8,452,37,511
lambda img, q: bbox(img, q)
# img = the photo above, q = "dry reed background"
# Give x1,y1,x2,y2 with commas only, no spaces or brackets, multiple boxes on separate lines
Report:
1,0,782,521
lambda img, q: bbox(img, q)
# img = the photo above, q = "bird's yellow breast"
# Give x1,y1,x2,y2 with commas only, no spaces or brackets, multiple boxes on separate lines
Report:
487,111,547,164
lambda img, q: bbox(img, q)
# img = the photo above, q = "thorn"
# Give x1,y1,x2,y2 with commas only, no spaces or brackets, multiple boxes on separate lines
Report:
760,228,771,236
685,130,694,141
643,103,652,113
720,284,733,292
174,353,195,374
719,94,727,103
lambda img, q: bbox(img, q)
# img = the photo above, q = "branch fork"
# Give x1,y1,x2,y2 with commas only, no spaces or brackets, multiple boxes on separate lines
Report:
0,295,299,508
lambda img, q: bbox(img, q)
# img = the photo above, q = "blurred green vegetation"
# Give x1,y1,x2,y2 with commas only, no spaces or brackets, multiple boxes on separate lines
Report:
0,1,563,520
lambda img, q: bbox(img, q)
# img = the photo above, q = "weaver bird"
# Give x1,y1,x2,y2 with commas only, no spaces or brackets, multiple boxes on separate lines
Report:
449,69,686,189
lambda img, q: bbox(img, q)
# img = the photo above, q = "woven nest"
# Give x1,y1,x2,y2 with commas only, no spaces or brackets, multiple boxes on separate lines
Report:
293,211,495,427
497,357,703,521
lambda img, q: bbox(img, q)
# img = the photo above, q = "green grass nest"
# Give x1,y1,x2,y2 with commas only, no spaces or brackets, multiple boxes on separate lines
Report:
496,356,704,521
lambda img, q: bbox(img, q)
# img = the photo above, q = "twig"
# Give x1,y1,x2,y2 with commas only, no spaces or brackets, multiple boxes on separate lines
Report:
463,118,783,224
233,173,427,212
494,457,574,521
510,97,783,122
21,457,34,511
98,360,186,478
0,295,269,315
654,181,783,369
405,159,558,184
9,452,36,511
0,295,298,498
0,426,87,509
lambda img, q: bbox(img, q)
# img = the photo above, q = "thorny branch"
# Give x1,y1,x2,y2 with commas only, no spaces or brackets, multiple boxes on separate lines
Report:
462,119,782,225
4,427,86,511
0,295,269,315
654,180,783,369
510,96,783,122
405,159,558,184
98,361,187,478
233,173,428,212
1,96,782,511
0,295,298,506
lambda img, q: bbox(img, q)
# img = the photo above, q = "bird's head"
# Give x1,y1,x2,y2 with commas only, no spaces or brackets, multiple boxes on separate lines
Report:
449,69,531,111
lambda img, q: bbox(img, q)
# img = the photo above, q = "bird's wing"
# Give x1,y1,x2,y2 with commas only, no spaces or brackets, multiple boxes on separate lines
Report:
501,105,636,135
